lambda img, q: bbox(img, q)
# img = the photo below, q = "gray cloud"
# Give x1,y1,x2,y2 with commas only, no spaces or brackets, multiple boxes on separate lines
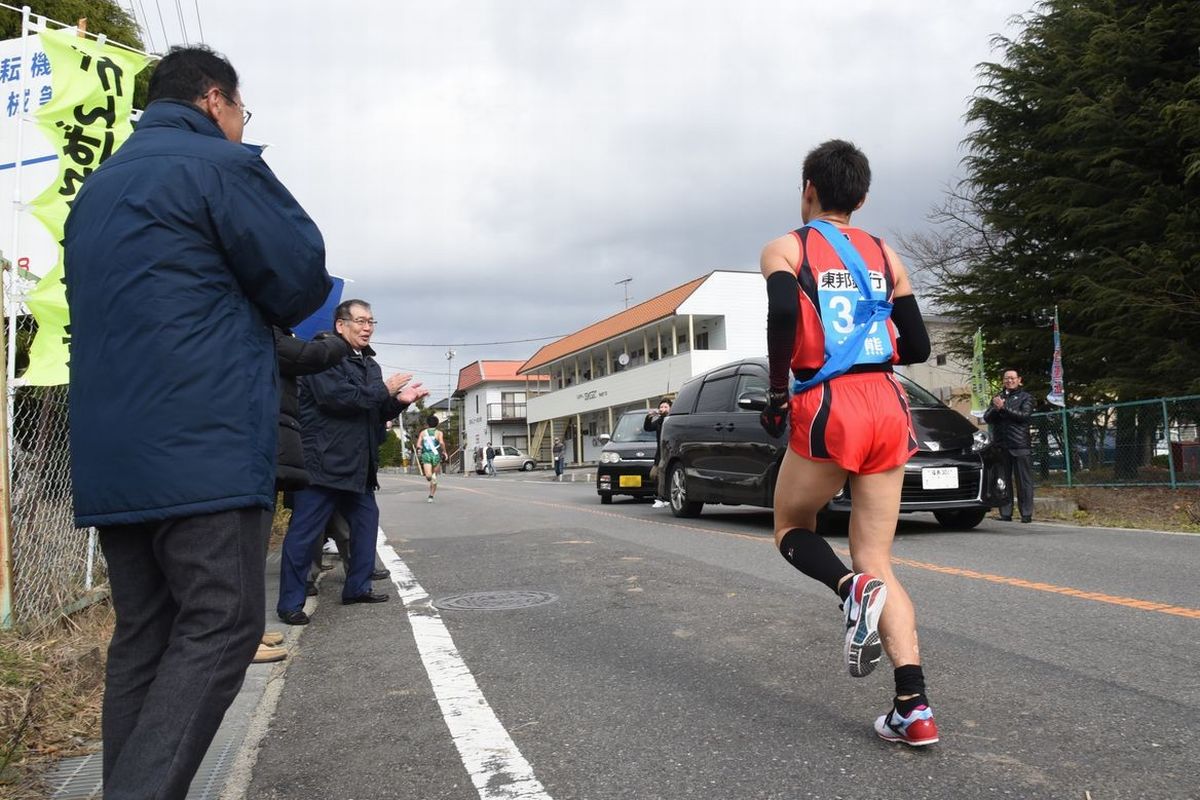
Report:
149,0,1029,391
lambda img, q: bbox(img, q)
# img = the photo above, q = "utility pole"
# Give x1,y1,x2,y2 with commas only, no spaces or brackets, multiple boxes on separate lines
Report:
446,348,456,469
615,277,632,309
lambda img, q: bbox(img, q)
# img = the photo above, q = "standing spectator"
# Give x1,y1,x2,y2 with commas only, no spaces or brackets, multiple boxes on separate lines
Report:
276,300,428,624
553,437,566,480
486,443,497,476
253,328,351,664
984,368,1035,522
644,398,672,508
64,46,330,800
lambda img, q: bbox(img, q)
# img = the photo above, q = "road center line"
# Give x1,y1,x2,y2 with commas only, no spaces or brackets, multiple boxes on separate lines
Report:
377,528,554,800
405,479,1200,621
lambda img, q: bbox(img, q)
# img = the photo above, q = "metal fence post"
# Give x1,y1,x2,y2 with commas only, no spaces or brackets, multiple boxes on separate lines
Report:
1162,399,1176,489
1061,408,1072,488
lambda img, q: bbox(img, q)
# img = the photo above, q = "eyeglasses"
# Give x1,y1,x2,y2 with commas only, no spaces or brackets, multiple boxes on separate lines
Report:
216,89,252,125
339,316,378,327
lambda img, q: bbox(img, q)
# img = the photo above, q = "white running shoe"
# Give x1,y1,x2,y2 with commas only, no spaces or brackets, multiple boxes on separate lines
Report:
842,573,887,678
874,703,939,747
651,499,668,508
427,496,433,503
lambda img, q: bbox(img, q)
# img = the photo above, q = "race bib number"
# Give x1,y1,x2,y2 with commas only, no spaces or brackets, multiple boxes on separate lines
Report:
817,269,893,364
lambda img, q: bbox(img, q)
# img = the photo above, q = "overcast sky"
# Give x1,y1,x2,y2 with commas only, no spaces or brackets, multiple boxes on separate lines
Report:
133,0,1029,398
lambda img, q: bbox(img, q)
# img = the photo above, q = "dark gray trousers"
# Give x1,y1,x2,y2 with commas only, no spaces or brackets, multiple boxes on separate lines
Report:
99,507,270,800
997,448,1035,520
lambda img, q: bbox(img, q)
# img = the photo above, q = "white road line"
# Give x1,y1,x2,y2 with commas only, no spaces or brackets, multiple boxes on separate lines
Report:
377,529,554,800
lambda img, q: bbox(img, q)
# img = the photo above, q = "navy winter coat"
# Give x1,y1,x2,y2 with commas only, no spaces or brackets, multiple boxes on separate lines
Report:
299,346,406,493
65,100,331,527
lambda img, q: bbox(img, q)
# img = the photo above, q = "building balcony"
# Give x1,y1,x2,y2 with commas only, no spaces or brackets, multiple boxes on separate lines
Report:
487,403,527,422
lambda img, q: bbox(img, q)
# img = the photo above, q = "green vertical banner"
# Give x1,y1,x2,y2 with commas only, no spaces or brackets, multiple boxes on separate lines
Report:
22,29,149,386
969,326,987,419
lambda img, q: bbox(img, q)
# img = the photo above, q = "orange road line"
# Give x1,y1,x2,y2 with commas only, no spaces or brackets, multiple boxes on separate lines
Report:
395,478,1200,621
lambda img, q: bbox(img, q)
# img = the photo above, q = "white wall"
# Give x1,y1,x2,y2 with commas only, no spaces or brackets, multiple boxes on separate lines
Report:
527,351,696,423
677,271,767,361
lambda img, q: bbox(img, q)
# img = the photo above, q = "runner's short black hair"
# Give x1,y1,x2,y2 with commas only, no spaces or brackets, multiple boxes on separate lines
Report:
426,415,439,427
801,139,871,215
147,45,239,104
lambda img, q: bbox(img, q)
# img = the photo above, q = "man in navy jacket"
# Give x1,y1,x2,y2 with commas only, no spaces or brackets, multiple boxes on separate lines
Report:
64,46,330,800
276,299,427,623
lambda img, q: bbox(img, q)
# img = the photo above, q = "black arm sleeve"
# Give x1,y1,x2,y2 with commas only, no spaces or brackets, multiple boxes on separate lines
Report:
275,328,351,377
766,271,798,391
891,294,931,365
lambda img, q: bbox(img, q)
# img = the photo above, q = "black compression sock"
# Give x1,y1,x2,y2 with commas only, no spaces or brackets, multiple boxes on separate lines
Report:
894,664,927,715
778,528,852,597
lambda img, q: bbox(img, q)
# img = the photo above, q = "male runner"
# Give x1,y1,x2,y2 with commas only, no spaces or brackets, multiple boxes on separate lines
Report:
418,415,447,502
759,140,935,746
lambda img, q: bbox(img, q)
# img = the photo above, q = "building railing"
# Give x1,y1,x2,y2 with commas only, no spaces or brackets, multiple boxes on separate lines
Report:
486,402,527,421
1027,395,1200,488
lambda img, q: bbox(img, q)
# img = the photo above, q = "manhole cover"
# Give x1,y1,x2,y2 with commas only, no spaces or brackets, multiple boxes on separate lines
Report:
434,590,558,611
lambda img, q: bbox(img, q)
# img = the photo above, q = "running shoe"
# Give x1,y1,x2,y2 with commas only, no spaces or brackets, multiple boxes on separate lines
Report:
427,496,433,503
874,703,939,747
842,573,887,678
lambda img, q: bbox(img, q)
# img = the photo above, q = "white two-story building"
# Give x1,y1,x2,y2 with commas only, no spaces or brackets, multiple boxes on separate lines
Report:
517,270,769,464
454,360,547,458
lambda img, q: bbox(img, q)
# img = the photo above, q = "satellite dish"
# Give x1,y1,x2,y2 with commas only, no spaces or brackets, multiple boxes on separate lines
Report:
617,353,630,367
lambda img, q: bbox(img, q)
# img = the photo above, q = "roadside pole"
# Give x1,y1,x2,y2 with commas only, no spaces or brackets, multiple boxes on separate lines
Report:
0,252,13,629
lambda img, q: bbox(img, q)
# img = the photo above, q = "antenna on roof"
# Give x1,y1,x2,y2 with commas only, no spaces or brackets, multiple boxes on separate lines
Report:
615,277,633,309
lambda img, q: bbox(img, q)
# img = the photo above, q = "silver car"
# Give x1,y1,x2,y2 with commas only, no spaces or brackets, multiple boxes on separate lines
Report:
474,445,537,473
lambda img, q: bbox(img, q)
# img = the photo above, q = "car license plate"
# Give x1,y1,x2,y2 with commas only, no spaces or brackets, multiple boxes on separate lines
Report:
922,467,959,490
619,475,642,488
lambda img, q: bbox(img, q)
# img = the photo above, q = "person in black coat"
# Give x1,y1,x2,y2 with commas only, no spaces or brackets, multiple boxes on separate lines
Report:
983,368,1036,522
275,328,352,492
275,299,428,624
644,398,672,508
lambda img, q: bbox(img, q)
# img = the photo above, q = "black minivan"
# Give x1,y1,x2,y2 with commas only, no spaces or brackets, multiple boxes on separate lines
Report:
657,358,1007,528
596,410,659,504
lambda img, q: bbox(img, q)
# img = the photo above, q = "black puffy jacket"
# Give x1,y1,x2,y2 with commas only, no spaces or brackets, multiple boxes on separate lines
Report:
274,329,351,491
299,345,407,492
983,388,1034,452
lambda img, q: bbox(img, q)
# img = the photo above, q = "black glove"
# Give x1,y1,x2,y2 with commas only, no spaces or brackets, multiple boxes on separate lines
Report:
759,389,790,437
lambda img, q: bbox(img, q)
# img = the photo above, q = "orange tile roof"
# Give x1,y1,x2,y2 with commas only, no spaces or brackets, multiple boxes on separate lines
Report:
519,274,709,374
456,360,548,394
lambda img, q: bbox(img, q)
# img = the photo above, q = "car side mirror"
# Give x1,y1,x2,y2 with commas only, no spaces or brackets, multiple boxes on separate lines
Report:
737,390,768,411
599,433,611,444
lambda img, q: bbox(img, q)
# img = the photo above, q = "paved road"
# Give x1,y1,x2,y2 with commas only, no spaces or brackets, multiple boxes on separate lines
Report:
246,472,1200,800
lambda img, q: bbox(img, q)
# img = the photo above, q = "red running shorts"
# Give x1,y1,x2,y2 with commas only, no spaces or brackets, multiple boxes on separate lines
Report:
788,371,918,475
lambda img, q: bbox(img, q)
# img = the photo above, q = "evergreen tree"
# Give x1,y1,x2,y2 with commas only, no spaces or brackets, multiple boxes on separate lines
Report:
910,0,1200,403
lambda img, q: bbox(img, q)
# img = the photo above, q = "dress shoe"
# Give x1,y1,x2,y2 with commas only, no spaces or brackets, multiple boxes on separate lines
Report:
342,592,390,605
252,643,287,664
305,581,318,596
278,609,310,625
369,568,390,581
261,631,284,647
1020,516,1032,523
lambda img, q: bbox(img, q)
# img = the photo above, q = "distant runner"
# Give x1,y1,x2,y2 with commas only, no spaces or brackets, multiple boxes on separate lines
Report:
759,140,936,746
418,415,447,502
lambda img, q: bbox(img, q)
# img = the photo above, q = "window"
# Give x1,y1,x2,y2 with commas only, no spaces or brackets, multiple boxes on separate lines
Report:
734,372,768,412
695,376,734,413
695,332,709,350
936,354,948,366
501,435,528,451
475,395,479,413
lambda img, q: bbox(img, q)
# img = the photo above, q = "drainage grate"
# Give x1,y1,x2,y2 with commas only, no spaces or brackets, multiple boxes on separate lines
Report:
434,590,558,611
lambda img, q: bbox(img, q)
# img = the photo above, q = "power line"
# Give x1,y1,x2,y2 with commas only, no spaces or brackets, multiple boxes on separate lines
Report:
173,0,188,43
373,334,565,348
132,0,157,52
153,0,169,48
192,0,204,42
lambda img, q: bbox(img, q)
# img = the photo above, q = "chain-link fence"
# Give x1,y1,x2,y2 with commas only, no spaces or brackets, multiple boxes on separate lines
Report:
1029,395,1200,488
6,314,101,627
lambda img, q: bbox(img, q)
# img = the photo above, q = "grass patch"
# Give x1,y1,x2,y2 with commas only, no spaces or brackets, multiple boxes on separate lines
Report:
0,601,113,799
1039,486,1200,532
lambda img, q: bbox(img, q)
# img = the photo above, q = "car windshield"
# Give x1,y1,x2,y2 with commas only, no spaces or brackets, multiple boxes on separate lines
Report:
896,374,943,408
611,412,657,443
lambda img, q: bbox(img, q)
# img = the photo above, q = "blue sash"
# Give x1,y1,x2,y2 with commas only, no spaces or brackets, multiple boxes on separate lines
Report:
792,219,893,394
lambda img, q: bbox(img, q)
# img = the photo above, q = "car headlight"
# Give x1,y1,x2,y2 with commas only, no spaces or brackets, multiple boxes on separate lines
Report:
972,430,990,451
601,451,620,464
